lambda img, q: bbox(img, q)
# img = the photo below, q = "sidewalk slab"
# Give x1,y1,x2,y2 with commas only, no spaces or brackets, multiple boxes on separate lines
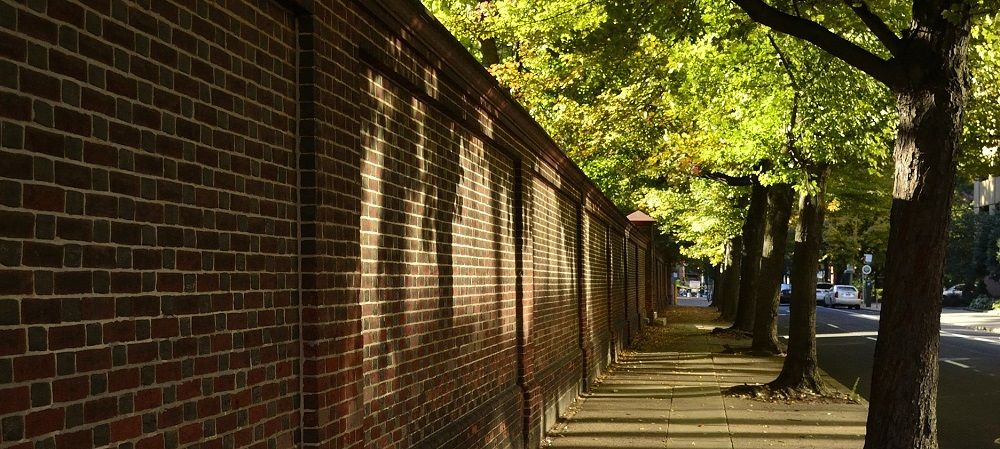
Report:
544,306,868,449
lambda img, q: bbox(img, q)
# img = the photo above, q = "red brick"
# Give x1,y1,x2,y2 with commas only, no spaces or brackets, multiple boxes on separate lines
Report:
84,396,117,424
0,210,35,238
0,91,32,120
108,367,140,392
0,385,29,414
0,29,27,60
13,354,54,382
56,428,93,449
0,269,33,295
25,407,64,437
111,416,142,441
75,347,111,373
22,184,65,213
47,324,86,350
133,388,162,411
22,241,63,267
52,375,90,403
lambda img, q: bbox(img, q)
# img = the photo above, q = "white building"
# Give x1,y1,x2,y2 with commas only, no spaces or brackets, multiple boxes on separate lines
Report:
973,175,999,214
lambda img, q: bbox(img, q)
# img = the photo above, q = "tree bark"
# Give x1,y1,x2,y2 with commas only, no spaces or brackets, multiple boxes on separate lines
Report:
865,19,971,448
477,0,500,66
729,0,974,446
751,183,794,354
731,182,768,333
770,168,830,394
717,235,743,322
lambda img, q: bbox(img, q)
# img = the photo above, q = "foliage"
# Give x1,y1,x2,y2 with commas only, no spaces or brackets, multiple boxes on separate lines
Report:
969,295,1000,311
425,0,898,265
960,14,1000,180
945,205,1000,292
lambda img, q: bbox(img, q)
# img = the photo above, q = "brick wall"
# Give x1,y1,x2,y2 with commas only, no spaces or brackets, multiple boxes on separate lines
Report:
0,1,669,449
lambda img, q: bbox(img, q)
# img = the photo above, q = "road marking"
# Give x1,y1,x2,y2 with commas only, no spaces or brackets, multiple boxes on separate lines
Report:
942,331,1000,345
866,337,877,341
813,331,879,338
941,359,971,369
827,324,840,329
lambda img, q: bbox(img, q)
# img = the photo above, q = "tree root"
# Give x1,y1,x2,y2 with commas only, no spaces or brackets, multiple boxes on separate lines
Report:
711,327,751,339
724,381,856,403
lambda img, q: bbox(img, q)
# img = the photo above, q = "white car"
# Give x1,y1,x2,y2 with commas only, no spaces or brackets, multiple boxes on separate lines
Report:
816,282,834,305
824,285,861,309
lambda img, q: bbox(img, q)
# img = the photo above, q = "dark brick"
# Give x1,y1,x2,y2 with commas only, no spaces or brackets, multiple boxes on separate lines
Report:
0,299,18,324
2,415,24,441
64,403,84,428
61,298,82,322
32,270,52,295
33,212,56,238
56,352,75,376
0,239,21,266
66,190,84,214
63,244,83,267
28,326,46,350
30,382,50,407
0,179,22,207
32,156,53,182
1,121,25,149
93,270,111,293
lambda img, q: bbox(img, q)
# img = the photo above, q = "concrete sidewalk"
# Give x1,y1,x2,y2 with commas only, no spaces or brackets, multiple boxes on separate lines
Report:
544,306,868,448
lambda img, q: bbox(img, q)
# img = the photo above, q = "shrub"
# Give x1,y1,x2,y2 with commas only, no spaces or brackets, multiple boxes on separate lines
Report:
968,295,1000,311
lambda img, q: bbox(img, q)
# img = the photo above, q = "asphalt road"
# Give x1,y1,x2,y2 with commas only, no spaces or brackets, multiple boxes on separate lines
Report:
778,305,1000,449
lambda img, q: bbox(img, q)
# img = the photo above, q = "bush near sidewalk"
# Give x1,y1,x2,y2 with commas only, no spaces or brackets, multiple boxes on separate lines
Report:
968,295,1000,311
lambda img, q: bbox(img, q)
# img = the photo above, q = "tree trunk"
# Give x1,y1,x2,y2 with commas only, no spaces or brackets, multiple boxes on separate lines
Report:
771,168,829,394
865,8,971,448
717,235,743,322
477,0,500,66
751,183,794,354
731,182,768,332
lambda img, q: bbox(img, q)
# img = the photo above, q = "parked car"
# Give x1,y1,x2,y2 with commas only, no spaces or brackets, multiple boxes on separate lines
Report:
816,282,834,305
779,284,792,304
942,284,964,298
824,285,861,309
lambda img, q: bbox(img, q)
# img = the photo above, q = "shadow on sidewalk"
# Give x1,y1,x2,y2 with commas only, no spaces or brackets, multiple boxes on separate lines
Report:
543,306,868,449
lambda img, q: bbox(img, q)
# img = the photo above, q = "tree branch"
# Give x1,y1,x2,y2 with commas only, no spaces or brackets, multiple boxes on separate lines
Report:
700,171,756,186
767,34,799,89
731,0,902,88
845,0,903,57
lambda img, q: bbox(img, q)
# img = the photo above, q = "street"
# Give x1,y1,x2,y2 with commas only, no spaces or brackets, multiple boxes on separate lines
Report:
778,305,1000,449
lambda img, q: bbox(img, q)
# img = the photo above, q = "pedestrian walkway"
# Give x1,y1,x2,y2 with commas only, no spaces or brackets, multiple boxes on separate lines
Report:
543,306,868,448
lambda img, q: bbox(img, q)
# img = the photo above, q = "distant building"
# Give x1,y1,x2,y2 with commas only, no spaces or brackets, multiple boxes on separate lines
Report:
973,175,999,214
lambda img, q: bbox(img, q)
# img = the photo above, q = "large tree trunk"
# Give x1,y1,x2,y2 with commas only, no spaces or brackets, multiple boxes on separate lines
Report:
770,168,830,394
731,182,768,333
751,183,794,354
865,7,971,448
717,235,743,322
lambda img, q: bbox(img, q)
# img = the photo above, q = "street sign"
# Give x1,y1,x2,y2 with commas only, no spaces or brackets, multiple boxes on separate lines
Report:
862,264,872,275
864,253,873,264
